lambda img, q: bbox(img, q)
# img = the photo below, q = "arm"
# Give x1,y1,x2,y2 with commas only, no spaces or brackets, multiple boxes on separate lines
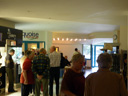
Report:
22,70,28,85
49,53,53,66
22,60,31,85
32,57,38,77
42,57,50,78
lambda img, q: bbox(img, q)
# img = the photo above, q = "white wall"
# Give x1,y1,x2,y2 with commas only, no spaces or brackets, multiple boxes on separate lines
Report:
45,32,52,53
120,26,127,50
22,31,53,52
23,31,46,41
52,43,82,61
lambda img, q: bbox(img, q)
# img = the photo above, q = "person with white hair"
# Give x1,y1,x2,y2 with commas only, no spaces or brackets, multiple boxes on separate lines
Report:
61,53,85,96
85,53,128,96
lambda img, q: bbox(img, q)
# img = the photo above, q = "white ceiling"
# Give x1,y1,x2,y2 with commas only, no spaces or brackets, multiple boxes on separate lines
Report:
0,0,127,34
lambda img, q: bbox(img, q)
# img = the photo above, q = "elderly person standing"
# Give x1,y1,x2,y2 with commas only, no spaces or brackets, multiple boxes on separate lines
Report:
85,53,128,96
49,46,61,96
32,48,50,96
61,54,85,96
20,51,35,96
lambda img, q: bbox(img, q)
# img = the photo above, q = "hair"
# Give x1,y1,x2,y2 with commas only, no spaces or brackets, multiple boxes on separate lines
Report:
9,49,15,53
22,52,24,55
40,48,45,53
24,50,28,55
52,46,56,51
75,48,78,51
97,53,113,68
71,53,84,63
26,51,34,57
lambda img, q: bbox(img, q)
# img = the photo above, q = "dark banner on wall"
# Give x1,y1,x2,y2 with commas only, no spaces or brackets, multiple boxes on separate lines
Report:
0,26,23,47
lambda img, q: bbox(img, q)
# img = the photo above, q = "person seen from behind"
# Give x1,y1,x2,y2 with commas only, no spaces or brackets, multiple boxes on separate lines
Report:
49,46,61,96
32,48,50,96
85,53,128,96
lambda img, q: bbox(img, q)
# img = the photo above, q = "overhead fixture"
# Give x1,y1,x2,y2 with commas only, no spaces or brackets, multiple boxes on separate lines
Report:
57,38,60,40
62,38,64,41
66,38,69,41
84,39,86,41
70,39,73,41
79,39,81,41
74,38,78,41
53,38,55,41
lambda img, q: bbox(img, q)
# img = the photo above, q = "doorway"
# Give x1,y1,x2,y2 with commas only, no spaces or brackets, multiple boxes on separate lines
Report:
93,45,104,67
22,41,45,51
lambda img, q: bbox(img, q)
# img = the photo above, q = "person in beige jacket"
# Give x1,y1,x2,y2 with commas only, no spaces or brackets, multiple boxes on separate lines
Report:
85,53,128,96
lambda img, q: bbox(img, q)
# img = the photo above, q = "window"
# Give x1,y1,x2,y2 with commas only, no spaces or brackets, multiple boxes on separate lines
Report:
83,45,91,59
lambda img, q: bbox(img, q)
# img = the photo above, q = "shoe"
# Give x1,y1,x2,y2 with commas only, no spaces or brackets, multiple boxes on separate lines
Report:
8,90,17,92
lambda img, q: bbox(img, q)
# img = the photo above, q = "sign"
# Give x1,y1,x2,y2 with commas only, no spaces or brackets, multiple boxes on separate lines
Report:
23,32,39,40
7,29,16,40
0,26,23,47
0,33,2,41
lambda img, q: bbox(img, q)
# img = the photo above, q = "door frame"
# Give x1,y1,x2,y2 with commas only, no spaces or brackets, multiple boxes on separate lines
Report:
93,45,104,67
23,41,45,51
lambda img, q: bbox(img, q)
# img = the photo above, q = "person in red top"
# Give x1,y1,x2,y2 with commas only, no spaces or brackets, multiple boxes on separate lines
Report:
61,53,85,96
20,51,35,96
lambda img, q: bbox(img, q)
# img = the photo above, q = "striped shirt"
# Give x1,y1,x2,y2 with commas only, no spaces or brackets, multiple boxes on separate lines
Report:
49,51,61,67
32,54,50,79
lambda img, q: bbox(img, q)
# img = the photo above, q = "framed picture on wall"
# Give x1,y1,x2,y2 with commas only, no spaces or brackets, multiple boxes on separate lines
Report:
56,47,59,52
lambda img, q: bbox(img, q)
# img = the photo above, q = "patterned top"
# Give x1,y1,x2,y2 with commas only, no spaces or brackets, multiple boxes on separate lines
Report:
5,54,14,68
32,54,50,79
49,51,61,67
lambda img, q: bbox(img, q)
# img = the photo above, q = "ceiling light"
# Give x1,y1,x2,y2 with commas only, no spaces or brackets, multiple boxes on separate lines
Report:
62,38,64,41
70,39,73,41
53,38,55,41
79,39,81,41
75,38,78,41
66,38,69,41
57,38,60,40
84,39,86,41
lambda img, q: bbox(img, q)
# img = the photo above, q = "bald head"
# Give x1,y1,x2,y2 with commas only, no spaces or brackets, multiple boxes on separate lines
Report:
50,46,56,53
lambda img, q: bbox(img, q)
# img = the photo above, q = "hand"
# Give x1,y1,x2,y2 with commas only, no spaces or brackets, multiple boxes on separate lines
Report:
37,74,43,80
24,79,28,85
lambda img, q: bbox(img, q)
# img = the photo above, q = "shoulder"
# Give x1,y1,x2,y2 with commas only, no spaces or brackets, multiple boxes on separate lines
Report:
24,58,31,63
64,69,75,77
44,55,50,60
6,54,11,58
110,72,123,79
86,72,96,80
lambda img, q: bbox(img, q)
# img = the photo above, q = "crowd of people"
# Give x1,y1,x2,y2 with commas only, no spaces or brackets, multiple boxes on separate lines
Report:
5,47,128,96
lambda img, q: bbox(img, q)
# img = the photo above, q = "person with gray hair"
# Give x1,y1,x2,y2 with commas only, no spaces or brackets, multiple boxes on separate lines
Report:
32,48,50,96
20,51,35,96
85,53,128,96
61,53,85,96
